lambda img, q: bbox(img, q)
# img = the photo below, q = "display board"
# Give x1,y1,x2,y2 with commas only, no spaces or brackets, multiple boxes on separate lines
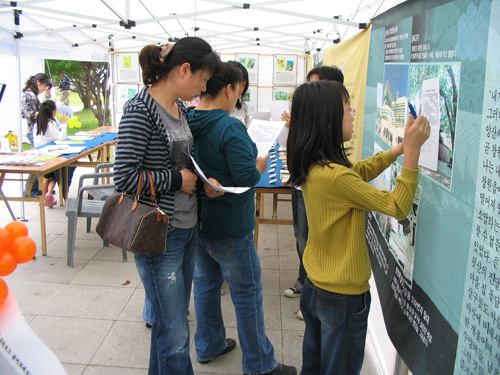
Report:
272,86,295,101
243,85,258,115
235,53,259,84
115,52,140,83
273,54,298,86
115,84,139,113
363,0,499,374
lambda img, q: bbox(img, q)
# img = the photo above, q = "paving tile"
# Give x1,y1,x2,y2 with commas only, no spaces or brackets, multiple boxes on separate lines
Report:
4,256,88,283
83,366,148,375
93,245,134,263
6,280,65,314
277,231,295,251
70,260,141,288
278,248,300,270
62,363,86,375
261,268,280,295
40,236,104,261
39,284,135,320
258,248,279,270
280,296,304,332
89,321,150,368
29,316,113,364
257,230,278,250
282,329,304,371
117,287,146,323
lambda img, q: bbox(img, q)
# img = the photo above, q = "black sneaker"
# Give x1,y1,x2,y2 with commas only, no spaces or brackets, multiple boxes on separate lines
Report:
283,286,301,298
198,338,237,364
244,362,297,375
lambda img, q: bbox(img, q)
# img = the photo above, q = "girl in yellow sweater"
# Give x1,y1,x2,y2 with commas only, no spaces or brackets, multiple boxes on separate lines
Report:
286,80,430,375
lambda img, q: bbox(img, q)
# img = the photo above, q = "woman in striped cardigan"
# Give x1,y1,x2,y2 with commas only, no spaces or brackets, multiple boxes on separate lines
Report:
113,37,221,375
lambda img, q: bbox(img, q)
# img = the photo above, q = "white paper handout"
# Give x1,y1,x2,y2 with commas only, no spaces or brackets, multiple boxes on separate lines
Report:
190,155,251,194
268,100,290,121
247,119,286,157
418,77,440,171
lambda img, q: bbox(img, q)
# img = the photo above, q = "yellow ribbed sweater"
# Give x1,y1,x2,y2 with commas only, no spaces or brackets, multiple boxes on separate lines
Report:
301,150,419,295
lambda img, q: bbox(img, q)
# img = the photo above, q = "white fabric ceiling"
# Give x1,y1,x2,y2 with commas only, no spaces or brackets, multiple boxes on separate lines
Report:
0,0,406,56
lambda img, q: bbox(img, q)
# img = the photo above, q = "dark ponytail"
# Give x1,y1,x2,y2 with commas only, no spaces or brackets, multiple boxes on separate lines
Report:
227,60,249,110
36,100,57,136
139,37,222,86
22,73,52,94
200,62,242,99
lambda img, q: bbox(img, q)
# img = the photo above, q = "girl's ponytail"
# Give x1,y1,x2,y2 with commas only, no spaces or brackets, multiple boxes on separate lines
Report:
36,100,57,136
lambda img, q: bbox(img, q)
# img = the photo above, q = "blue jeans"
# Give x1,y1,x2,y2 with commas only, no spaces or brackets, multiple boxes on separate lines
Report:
134,225,198,375
300,278,371,375
291,188,308,290
193,234,277,375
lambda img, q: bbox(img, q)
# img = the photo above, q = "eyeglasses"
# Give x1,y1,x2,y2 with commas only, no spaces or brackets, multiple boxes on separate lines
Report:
344,108,356,116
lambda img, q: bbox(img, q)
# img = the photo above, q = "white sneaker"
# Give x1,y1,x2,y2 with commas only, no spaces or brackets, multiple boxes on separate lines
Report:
296,310,304,320
284,286,301,298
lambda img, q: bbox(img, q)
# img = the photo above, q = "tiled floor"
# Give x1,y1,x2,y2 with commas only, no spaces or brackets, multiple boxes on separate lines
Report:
1,168,383,375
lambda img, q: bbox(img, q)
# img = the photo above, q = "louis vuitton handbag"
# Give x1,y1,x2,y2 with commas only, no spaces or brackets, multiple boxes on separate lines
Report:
96,170,169,255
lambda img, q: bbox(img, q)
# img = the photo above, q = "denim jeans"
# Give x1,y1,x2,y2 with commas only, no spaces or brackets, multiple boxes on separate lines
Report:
292,188,308,290
193,234,277,375
134,225,198,375
300,278,371,375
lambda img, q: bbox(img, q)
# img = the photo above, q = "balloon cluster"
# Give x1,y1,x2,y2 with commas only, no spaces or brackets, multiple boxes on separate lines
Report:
0,222,37,308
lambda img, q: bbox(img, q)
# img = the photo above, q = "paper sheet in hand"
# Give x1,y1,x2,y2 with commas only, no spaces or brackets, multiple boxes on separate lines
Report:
269,100,290,121
247,119,285,157
190,155,250,194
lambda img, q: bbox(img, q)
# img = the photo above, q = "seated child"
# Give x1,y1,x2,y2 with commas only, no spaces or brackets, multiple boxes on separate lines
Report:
34,100,67,208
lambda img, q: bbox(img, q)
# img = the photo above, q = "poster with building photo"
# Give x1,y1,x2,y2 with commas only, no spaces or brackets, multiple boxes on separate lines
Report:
243,85,258,115
115,84,139,113
235,53,259,84
273,54,297,86
364,1,497,374
115,53,140,83
272,86,295,102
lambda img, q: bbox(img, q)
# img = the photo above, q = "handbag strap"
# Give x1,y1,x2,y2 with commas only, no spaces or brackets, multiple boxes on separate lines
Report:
135,170,157,203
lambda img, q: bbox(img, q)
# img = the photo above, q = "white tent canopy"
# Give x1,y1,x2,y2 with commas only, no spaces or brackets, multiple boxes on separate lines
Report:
0,0,405,55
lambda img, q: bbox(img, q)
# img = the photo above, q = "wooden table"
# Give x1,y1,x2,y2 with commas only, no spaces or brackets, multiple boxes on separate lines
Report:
0,134,117,256
254,186,293,250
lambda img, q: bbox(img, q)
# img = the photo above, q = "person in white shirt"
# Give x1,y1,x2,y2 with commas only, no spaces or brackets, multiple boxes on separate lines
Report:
35,100,67,208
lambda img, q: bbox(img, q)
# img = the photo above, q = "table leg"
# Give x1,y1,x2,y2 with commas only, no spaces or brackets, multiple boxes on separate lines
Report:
38,174,47,256
255,192,262,251
64,166,69,201
58,168,64,206
272,193,278,219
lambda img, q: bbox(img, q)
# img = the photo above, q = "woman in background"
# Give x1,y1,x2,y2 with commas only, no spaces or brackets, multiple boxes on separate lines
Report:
21,73,52,197
227,60,250,128
22,73,52,147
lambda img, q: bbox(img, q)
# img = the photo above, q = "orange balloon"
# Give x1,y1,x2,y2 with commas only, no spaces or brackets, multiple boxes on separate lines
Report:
0,253,17,276
0,278,7,308
0,228,13,252
5,221,29,240
0,242,4,257
11,237,37,264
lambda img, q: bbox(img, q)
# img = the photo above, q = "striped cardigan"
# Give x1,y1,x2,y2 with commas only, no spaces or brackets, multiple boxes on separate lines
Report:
113,87,192,227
